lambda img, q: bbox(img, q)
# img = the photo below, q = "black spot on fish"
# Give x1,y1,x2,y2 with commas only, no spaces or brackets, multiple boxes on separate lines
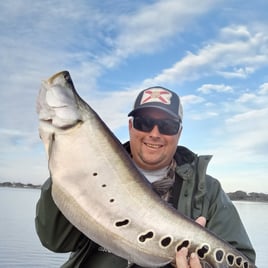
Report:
227,254,235,265
138,231,154,243
236,256,242,266
92,172,98,176
109,198,115,203
115,219,130,227
101,184,106,187
215,249,224,262
197,244,210,259
176,240,190,251
244,261,249,268
160,236,172,247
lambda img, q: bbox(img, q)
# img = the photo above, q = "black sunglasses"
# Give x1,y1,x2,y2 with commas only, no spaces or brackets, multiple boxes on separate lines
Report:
132,116,181,136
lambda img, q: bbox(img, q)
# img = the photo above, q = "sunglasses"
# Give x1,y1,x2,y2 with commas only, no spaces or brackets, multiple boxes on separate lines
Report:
132,116,181,136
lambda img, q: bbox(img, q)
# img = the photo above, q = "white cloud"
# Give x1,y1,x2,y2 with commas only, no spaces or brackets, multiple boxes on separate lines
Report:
188,81,268,190
98,0,218,67
181,95,205,105
218,66,255,78
229,109,265,128
190,111,219,120
143,25,268,85
200,104,268,192
236,93,257,103
197,84,233,94
236,83,268,107
207,105,268,163
220,25,252,39
259,83,268,94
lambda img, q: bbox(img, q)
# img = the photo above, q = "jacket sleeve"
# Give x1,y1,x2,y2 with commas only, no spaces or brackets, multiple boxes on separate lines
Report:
204,176,256,264
35,178,88,253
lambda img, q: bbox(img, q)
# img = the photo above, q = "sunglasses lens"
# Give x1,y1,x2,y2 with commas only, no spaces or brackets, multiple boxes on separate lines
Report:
133,117,154,132
158,119,180,135
133,117,180,135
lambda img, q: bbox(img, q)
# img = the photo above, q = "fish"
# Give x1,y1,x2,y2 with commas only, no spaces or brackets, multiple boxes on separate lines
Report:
37,70,256,268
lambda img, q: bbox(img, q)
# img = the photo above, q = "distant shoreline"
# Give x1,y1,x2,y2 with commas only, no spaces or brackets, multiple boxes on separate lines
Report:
1,182,268,202
0,182,41,189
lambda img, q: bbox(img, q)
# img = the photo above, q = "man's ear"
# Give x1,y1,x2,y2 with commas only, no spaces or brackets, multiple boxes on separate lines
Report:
128,118,133,131
177,125,183,139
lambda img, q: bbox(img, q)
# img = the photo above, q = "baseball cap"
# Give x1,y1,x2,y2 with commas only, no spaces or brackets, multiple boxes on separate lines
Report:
128,86,183,121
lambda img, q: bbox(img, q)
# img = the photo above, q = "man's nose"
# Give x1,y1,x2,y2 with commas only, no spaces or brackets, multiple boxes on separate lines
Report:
149,125,161,136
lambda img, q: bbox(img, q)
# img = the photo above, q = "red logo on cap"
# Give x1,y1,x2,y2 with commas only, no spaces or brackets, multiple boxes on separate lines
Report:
141,89,172,105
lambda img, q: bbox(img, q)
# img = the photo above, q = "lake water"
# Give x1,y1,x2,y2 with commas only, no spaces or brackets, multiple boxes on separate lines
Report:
0,187,267,267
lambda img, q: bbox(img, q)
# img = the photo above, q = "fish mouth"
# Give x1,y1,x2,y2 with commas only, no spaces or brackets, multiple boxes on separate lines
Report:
144,142,163,149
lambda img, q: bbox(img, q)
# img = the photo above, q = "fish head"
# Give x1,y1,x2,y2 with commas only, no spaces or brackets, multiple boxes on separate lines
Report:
37,70,82,131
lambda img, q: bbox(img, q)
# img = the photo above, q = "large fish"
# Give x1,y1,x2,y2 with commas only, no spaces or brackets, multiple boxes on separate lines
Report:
37,71,256,268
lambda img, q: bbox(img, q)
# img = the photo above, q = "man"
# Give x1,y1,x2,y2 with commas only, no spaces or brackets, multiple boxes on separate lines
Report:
35,86,256,268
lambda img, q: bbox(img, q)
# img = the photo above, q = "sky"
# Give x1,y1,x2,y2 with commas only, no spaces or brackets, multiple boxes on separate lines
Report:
0,0,268,193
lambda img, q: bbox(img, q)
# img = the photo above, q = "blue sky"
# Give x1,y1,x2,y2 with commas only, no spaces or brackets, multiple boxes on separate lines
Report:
0,0,267,193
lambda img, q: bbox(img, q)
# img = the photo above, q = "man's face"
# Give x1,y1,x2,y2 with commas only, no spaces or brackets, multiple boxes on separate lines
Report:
128,108,182,170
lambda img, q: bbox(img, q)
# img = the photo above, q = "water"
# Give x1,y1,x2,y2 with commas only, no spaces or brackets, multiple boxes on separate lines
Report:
233,201,268,268
0,187,267,267
0,187,68,267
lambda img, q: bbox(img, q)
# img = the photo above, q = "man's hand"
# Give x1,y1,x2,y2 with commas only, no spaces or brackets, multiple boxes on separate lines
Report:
194,216,206,227
174,216,206,268
175,247,202,268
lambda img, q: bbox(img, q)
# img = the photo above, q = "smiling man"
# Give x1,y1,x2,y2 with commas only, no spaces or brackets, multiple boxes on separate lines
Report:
125,87,255,267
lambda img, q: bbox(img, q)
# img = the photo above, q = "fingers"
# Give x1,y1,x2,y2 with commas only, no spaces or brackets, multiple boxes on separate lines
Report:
175,247,189,268
195,216,206,227
175,248,202,268
189,252,202,268
175,217,206,268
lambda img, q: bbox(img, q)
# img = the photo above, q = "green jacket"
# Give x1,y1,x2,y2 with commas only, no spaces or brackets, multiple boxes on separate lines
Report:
35,145,256,267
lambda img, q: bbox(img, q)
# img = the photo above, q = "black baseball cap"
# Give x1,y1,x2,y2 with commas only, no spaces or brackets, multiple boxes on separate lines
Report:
128,86,183,121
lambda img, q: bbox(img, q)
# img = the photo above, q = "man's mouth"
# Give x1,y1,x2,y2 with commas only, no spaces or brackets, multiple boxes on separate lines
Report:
144,142,163,149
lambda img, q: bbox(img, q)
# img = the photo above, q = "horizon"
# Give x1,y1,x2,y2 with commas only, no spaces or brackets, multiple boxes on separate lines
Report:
2,181,268,195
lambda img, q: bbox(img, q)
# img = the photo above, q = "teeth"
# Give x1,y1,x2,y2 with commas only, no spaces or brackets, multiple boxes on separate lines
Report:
145,143,161,149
